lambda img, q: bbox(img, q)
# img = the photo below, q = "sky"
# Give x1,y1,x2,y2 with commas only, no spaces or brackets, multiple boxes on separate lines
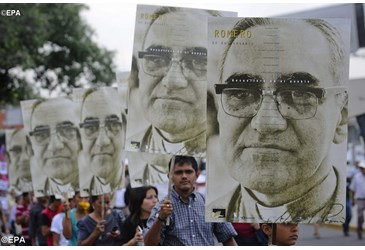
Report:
79,1,365,80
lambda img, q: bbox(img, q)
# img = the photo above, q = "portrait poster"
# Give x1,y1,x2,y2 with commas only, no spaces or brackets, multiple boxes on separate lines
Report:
20,97,80,197
205,17,351,223
72,87,125,196
5,128,33,193
125,4,237,157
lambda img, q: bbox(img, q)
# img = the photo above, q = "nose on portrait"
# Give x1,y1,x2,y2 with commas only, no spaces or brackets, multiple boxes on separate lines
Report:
47,132,64,150
95,127,112,146
251,96,287,133
161,62,189,89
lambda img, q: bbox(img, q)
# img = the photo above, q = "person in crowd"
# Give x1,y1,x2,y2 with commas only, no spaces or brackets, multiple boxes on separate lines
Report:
15,192,31,245
63,192,90,246
232,222,261,246
343,174,353,236
29,196,48,245
260,223,299,246
77,193,124,246
40,195,61,246
350,161,365,239
51,198,72,246
0,201,10,235
144,156,237,246
121,186,158,246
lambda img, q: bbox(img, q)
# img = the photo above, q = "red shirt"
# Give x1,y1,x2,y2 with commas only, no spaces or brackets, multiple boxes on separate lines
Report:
40,207,58,246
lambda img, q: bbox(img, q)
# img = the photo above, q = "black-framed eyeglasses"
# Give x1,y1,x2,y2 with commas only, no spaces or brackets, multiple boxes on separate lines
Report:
138,49,207,80
29,122,77,145
215,84,347,120
79,116,122,140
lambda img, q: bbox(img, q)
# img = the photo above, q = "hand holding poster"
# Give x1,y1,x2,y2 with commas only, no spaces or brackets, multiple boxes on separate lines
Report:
206,17,350,223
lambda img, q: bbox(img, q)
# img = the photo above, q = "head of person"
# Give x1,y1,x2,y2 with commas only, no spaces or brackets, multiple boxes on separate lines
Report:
169,156,199,194
6,128,32,182
29,98,81,184
137,7,221,140
260,223,299,246
128,186,158,222
359,161,365,176
79,87,125,183
49,195,62,209
216,18,348,196
89,193,111,215
22,192,31,204
72,192,90,212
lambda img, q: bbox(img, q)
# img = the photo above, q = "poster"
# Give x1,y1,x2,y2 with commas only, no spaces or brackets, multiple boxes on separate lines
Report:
20,97,80,197
205,17,351,223
5,128,33,193
125,5,236,158
73,87,126,196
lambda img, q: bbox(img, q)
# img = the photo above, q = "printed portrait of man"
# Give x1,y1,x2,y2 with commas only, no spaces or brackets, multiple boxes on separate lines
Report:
6,128,33,193
77,87,126,195
126,6,235,157
21,97,81,197
207,18,350,224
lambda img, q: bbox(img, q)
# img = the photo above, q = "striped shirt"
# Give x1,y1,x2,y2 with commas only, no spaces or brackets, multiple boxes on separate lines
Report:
15,201,31,240
147,188,237,246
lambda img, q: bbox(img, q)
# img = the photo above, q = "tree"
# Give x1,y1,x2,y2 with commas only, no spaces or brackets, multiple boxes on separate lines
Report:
0,3,116,105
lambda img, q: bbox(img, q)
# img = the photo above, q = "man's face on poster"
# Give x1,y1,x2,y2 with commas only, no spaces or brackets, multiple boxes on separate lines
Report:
8,129,32,181
217,22,347,194
138,11,207,136
80,89,124,182
29,98,80,183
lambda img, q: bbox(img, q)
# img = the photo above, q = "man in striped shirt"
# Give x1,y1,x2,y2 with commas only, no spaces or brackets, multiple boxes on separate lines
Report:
15,192,31,245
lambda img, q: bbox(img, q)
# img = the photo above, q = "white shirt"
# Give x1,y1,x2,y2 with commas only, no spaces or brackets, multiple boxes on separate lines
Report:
50,213,69,246
350,172,365,199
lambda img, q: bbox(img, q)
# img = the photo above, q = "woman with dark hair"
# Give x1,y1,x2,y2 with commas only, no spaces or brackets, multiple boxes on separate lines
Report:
121,186,158,246
77,194,124,246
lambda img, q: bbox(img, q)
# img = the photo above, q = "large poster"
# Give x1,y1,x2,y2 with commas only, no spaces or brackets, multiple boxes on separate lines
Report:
206,17,351,223
20,97,80,197
73,87,126,196
125,5,236,158
5,128,33,193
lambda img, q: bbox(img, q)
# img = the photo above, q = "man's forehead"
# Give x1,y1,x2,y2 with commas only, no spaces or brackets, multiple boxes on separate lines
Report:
144,11,207,50
32,99,78,127
81,90,120,118
222,22,332,87
10,131,26,146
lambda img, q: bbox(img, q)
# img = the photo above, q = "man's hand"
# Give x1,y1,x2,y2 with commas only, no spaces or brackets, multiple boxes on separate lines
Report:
159,200,173,220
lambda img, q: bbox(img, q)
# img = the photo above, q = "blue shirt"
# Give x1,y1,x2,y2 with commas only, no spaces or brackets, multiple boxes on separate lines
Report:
147,188,237,246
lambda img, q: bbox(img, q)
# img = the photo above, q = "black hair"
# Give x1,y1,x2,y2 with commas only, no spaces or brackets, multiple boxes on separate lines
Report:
128,186,158,229
168,156,198,173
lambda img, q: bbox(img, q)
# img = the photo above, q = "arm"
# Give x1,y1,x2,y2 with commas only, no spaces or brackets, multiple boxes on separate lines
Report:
62,210,73,240
223,237,237,246
123,227,143,246
0,207,10,234
78,219,105,246
144,200,173,246
52,232,60,246
40,213,51,237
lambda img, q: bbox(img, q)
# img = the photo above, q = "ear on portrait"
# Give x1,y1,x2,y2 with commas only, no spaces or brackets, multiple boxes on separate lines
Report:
333,92,348,144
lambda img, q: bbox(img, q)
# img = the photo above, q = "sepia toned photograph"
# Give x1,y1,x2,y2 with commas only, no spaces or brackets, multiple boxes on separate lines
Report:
205,17,351,224
125,5,236,157
73,87,126,196
20,97,81,197
5,128,33,193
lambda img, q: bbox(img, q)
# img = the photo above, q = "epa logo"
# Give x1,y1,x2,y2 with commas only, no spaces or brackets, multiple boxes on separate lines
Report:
1,10,21,16
1,235,26,245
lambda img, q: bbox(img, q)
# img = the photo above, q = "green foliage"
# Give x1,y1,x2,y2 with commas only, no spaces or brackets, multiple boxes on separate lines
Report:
0,3,116,105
